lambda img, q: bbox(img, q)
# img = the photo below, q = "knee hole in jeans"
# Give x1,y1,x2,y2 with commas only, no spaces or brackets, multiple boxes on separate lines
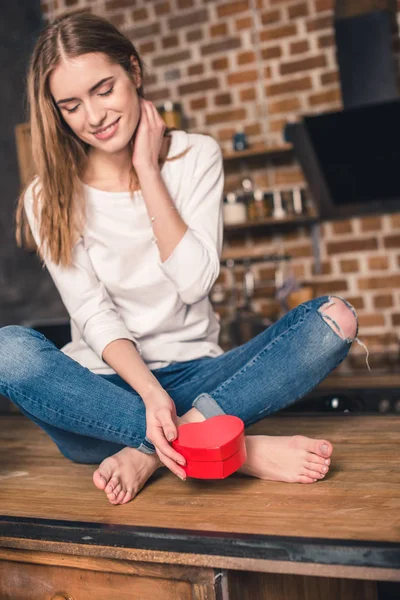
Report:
319,298,358,341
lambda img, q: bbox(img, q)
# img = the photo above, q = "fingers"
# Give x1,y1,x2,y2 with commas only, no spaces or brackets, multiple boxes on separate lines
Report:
156,447,187,480
149,425,186,466
140,98,166,131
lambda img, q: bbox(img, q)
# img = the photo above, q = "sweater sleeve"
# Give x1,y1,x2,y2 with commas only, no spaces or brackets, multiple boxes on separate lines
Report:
157,135,224,305
23,183,140,359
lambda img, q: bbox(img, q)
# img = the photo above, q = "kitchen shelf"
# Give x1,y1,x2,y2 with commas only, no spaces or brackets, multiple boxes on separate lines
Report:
222,143,293,162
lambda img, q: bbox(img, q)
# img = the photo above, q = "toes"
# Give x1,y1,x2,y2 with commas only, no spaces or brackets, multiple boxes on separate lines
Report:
120,489,135,505
109,483,122,500
304,468,325,480
307,454,330,467
92,469,108,491
306,438,333,458
305,461,329,475
297,475,318,484
105,476,120,494
108,488,126,505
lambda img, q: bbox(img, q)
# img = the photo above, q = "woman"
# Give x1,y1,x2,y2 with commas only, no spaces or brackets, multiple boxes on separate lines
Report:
2,10,359,505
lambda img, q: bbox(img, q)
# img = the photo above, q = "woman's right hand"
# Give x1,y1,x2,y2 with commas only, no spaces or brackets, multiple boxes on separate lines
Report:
142,387,187,480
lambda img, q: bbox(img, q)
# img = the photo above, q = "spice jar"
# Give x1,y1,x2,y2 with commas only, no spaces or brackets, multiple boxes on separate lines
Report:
223,192,247,225
157,101,183,129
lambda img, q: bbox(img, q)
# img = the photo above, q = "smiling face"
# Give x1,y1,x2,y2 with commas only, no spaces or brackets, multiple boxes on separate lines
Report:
49,52,141,153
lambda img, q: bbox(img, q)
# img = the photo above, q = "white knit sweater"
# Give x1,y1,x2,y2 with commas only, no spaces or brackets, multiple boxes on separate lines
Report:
24,130,225,374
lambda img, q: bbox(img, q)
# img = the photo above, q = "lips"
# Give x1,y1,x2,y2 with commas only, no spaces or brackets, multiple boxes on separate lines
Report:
92,117,120,136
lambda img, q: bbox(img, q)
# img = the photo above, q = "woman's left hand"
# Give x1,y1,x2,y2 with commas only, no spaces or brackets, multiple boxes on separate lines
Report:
131,98,166,173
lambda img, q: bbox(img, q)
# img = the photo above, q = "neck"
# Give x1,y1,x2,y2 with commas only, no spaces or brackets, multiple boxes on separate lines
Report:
84,143,134,188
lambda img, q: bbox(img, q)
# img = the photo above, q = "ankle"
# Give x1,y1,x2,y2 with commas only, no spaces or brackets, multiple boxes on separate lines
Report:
178,407,206,426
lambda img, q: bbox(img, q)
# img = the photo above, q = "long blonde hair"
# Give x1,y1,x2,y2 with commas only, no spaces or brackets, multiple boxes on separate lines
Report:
15,9,187,267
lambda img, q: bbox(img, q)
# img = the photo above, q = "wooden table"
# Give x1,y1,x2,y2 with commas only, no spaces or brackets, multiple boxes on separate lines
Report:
0,414,399,599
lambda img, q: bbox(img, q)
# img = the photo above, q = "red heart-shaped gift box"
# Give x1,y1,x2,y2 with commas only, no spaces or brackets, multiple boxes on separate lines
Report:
171,415,246,479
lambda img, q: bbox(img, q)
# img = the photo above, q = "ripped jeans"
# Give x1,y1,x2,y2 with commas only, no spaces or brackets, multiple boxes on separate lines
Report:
0,296,364,463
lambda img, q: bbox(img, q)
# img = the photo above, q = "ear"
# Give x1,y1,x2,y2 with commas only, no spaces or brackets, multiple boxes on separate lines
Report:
130,55,142,88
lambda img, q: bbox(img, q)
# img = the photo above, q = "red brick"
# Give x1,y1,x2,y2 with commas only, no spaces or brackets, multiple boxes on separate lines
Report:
217,127,236,141
210,23,228,37
306,15,333,32
240,87,257,101
373,294,393,309
384,234,400,248
261,46,282,60
332,220,353,234
358,314,386,328
288,2,309,19
154,1,170,16
318,33,334,48
187,29,203,42
215,93,232,106
280,55,326,76
108,14,125,28
312,261,332,275
266,76,312,96
390,214,400,229
284,244,313,258
169,9,208,29
269,118,287,133
313,279,348,295
309,88,341,106
146,88,171,102
360,216,383,232
178,78,219,95
125,23,160,40
236,16,253,30
139,41,155,54
261,9,281,25
237,51,256,65
162,35,179,50
190,97,207,110
321,71,339,85
153,50,191,67
340,259,359,273
187,63,204,76
315,0,334,11
368,256,389,270
205,108,247,125
358,274,400,290
290,40,310,54
212,57,229,70
345,296,364,310
227,70,258,85
268,97,301,115
105,0,132,9
177,0,194,8
132,7,148,20
260,24,297,42
218,1,249,17
201,38,242,56
327,238,378,254
392,314,400,326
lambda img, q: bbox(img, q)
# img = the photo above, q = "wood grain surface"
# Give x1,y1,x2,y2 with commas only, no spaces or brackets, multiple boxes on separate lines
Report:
0,414,398,544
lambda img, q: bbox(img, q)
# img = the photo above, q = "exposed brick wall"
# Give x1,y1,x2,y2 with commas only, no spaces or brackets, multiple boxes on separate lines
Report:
40,0,400,370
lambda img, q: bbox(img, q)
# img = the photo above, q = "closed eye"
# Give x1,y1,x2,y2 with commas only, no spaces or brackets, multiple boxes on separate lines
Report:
65,86,114,114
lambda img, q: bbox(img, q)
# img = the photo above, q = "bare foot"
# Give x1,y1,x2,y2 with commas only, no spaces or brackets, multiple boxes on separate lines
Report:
93,447,163,505
239,434,333,484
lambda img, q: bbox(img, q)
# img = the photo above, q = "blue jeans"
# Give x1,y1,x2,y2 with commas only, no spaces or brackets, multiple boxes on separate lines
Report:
0,296,357,464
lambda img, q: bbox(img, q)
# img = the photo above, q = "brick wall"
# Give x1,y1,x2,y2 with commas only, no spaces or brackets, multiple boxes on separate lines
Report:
40,0,400,371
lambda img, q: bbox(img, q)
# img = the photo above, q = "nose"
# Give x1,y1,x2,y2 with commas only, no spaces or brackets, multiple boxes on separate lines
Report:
86,101,107,130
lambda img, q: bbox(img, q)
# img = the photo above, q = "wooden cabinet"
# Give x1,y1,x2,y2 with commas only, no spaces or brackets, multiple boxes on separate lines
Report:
0,549,226,600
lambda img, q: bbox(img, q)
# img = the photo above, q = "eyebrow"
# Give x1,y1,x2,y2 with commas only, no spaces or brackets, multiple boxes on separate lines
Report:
56,76,114,105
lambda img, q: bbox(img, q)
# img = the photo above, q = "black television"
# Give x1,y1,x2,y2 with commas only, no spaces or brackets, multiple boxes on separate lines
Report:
285,99,400,220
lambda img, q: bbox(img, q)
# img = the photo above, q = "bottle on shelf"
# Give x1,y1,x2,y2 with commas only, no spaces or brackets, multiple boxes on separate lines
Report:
223,192,247,225
232,125,249,151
